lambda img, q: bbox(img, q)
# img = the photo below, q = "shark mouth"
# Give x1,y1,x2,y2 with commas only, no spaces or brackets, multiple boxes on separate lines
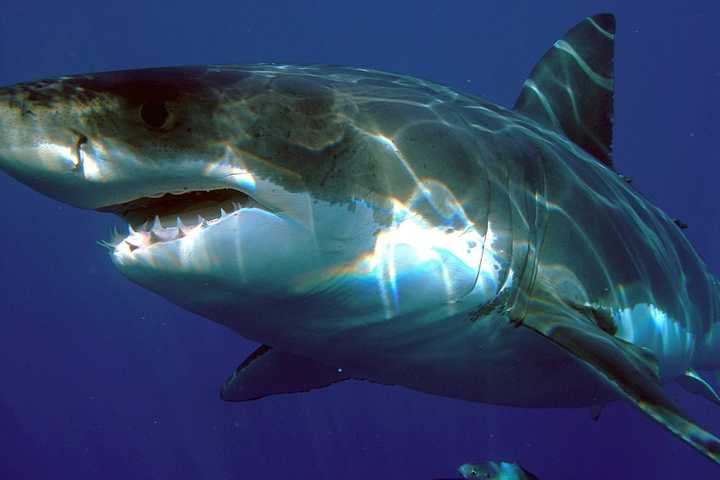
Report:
98,188,264,252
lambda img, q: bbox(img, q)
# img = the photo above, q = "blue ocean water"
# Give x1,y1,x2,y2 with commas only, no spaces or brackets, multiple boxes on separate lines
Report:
0,1,719,478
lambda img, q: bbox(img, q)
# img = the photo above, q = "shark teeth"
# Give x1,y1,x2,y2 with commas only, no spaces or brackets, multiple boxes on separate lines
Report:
110,202,245,254
149,230,163,243
175,218,187,238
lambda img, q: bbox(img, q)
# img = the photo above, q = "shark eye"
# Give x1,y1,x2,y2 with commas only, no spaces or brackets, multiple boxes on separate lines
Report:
140,100,170,129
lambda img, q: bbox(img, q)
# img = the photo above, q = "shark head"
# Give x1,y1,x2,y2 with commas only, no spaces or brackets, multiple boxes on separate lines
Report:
0,65,514,347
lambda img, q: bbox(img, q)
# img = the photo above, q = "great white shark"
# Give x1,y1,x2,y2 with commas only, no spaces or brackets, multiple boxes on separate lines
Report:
1,13,720,467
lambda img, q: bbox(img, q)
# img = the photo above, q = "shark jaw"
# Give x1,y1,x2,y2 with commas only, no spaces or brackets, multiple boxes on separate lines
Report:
102,183,326,346
98,187,271,255
99,177,319,269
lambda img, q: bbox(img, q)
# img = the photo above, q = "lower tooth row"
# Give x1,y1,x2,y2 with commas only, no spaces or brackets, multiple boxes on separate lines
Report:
119,211,236,252
135,206,240,232
112,201,248,253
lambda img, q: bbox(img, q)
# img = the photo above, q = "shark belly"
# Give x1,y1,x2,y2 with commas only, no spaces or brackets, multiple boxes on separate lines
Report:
208,300,616,408
326,313,615,408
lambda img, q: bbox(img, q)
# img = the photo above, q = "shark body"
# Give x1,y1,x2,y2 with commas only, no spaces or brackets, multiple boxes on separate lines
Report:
1,14,720,466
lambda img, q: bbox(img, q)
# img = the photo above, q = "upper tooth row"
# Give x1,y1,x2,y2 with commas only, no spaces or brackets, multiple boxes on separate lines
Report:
130,215,203,234
132,203,242,232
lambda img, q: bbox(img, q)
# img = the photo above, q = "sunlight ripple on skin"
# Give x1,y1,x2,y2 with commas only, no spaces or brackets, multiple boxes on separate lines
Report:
3,13,720,467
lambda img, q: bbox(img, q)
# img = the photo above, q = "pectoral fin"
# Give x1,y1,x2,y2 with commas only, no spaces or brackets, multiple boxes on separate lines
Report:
522,306,720,464
678,369,720,406
221,345,349,402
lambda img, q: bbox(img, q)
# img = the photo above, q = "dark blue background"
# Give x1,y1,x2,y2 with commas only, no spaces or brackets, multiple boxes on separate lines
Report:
1,1,719,478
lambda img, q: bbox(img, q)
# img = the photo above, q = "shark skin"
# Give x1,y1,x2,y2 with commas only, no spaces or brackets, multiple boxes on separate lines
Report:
1,13,720,465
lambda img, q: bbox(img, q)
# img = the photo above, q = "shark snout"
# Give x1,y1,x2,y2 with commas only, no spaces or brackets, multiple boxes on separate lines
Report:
0,84,127,209
0,110,90,207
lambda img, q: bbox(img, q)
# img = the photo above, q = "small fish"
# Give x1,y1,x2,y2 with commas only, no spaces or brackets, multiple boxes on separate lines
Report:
457,461,539,480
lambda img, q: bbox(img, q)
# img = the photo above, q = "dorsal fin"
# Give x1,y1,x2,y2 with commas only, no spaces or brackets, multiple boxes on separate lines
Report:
514,14,616,168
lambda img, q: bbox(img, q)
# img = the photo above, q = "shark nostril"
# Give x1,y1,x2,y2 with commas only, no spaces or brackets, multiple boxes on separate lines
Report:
74,134,88,172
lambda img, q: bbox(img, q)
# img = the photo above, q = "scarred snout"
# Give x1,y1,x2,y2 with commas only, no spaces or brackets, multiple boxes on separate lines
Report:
0,84,99,207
